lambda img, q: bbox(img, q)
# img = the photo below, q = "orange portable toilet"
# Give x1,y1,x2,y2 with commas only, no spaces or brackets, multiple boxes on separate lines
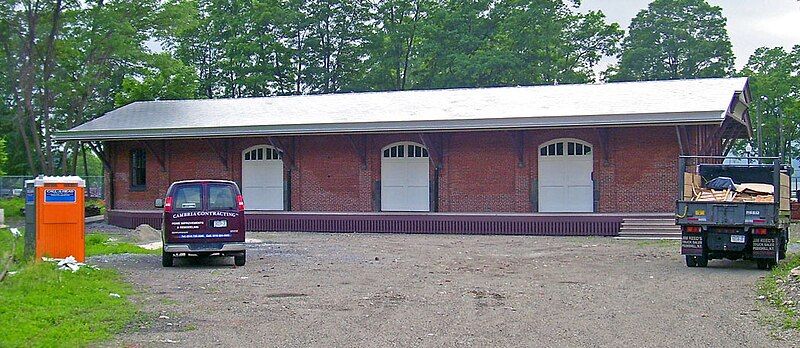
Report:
34,176,86,262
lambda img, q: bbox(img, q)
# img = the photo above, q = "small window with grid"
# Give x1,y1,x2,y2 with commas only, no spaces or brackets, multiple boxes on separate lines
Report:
130,149,147,190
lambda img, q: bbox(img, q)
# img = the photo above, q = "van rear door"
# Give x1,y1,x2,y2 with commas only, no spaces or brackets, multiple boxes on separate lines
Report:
165,183,205,243
204,183,244,243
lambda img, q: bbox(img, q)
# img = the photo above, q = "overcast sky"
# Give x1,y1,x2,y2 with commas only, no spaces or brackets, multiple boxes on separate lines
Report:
579,0,800,70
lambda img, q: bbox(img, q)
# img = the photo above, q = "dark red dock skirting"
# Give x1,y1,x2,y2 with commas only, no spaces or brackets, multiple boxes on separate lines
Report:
107,210,638,236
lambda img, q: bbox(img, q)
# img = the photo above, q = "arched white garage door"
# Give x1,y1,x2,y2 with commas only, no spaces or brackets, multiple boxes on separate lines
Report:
242,145,284,210
538,139,593,212
381,142,430,211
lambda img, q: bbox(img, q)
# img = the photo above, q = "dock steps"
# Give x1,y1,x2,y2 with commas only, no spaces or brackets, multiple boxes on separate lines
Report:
617,217,680,240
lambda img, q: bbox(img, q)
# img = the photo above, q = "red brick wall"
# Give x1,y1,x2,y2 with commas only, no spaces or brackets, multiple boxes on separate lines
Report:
443,132,525,212
293,136,371,211
107,125,706,213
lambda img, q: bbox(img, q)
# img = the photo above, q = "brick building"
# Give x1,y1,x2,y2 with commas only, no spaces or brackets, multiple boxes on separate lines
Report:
56,77,752,236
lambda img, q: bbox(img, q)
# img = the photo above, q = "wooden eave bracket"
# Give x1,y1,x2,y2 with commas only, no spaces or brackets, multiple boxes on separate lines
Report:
204,139,230,171
140,140,167,172
418,133,444,170
699,124,724,156
596,128,611,165
86,141,112,172
348,135,368,169
675,125,690,156
267,136,296,169
512,131,525,167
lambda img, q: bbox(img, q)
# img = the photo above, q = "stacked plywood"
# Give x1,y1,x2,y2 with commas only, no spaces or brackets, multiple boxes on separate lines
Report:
683,172,702,200
780,173,790,211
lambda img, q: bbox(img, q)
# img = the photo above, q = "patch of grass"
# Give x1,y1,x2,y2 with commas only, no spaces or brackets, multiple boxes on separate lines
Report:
0,197,24,219
759,253,800,330
0,263,137,347
0,229,144,346
0,228,26,271
85,234,158,257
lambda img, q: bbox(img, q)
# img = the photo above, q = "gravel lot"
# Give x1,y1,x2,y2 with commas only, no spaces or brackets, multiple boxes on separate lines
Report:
95,232,799,347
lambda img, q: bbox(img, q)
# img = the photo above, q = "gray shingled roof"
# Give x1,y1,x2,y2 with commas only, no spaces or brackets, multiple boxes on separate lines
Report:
55,77,750,141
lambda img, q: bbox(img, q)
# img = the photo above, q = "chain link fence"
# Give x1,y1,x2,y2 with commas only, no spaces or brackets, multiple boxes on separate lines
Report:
0,175,104,198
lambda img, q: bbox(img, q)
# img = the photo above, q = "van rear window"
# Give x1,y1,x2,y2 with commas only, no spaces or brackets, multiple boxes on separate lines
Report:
208,184,236,210
173,185,202,210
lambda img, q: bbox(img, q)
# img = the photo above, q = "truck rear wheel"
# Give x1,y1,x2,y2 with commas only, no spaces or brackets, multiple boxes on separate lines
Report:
779,234,787,260
696,255,708,267
686,255,708,268
162,251,174,267
757,260,774,270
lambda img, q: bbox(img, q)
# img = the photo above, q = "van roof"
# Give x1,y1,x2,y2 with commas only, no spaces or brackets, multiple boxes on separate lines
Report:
172,179,235,183
168,179,237,187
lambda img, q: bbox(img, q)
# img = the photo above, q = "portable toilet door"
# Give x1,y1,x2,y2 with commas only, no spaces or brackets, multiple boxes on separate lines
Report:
34,176,86,262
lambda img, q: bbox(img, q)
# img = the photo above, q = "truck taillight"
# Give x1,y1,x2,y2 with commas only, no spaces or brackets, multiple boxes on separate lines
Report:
236,194,245,211
753,228,768,235
684,226,701,233
164,196,173,213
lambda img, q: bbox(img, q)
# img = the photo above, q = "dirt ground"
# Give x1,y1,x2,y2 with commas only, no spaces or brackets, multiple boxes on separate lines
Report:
94,232,799,347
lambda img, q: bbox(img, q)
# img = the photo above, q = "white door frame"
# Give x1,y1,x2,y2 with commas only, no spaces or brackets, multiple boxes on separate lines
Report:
241,145,285,210
381,141,430,212
537,138,594,213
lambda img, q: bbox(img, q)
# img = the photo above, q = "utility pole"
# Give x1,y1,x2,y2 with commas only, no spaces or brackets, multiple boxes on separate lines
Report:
778,107,785,165
756,99,763,158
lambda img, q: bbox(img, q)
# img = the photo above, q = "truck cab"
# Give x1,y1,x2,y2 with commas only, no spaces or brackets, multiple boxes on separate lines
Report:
155,180,247,267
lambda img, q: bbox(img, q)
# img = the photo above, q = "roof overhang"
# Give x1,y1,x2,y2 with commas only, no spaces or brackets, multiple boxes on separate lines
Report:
54,77,752,142
55,111,727,142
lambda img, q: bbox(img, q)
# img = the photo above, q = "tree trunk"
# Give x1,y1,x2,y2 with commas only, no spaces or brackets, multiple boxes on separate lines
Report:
39,0,64,175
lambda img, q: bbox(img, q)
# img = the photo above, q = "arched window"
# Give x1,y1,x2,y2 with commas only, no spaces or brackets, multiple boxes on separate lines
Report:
539,140,592,157
382,143,429,159
244,146,282,161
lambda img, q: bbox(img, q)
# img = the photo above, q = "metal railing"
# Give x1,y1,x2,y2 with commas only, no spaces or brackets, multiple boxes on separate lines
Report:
0,175,104,198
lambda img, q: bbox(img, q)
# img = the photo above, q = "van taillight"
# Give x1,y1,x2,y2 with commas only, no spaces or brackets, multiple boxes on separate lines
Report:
684,226,701,233
164,196,173,213
753,228,768,235
236,194,245,211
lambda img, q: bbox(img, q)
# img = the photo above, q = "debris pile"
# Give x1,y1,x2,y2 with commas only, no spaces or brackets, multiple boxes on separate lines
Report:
690,177,775,203
42,255,97,272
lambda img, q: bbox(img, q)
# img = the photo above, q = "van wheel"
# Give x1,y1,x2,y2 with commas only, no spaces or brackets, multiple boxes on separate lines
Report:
234,251,246,266
162,252,174,267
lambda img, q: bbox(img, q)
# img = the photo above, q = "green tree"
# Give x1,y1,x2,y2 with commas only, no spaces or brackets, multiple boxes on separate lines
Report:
357,0,429,91
114,53,200,106
303,0,374,93
411,0,621,89
0,137,7,175
740,46,800,164
608,0,734,81
0,0,171,175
